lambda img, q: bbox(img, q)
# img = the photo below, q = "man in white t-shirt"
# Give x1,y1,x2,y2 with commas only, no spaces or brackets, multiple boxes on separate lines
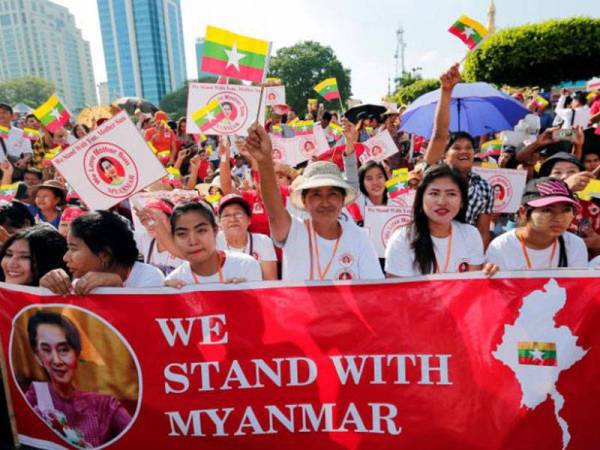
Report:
0,103,32,180
244,123,384,281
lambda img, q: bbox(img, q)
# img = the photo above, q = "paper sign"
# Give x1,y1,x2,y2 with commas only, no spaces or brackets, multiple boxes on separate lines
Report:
472,166,528,213
363,205,413,257
359,130,399,163
186,83,265,136
51,111,166,210
265,85,286,106
270,136,310,167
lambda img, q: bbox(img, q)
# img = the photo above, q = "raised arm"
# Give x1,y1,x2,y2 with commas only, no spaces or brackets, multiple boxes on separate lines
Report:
341,118,360,192
424,64,461,166
515,128,558,163
218,136,234,195
244,123,292,244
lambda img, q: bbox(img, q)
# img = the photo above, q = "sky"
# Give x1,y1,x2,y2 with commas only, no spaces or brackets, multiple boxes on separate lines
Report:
51,0,598,103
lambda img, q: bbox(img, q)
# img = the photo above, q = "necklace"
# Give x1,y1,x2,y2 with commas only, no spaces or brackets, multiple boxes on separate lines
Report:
191,251,225,283
305,220,342,280
518,230,557,269
434,225,453,274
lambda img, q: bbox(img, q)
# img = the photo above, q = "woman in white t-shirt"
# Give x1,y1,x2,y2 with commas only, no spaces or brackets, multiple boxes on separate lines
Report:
134,198,183,275
40,210,165,294
243,123,384,281
216,194,277,280
385,164,494,277
486,177,588,270
166,201,262,287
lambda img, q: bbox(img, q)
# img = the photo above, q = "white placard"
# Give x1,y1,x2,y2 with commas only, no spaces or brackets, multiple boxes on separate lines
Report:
265,85,286,106
472,166,528,213
186,82,265,136
359,130,399,163
363,206,413,258
51,111,166,210
269,127,329,167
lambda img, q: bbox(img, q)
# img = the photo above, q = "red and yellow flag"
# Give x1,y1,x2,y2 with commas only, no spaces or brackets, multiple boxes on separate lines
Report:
201,26,271,83
33,95,71,133
314,78,341,101
448,16,489,50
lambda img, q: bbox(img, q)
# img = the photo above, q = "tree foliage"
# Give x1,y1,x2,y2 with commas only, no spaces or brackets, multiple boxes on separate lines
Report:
0,76,55,107
159,76,242,120
463,17,600,88
392,79,440,105
268,41,351,115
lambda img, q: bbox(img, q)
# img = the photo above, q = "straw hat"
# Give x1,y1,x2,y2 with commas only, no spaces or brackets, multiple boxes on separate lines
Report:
289,161,357,210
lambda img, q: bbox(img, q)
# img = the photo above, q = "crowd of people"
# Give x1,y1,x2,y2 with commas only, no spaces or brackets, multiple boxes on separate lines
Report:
0,64,599,296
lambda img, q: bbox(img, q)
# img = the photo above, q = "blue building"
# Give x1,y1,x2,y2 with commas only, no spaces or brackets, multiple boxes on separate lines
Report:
97,0,187,104
195,38,213,80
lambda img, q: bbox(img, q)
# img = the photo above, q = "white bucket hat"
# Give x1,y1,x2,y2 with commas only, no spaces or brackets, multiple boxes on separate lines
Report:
290,161,357,210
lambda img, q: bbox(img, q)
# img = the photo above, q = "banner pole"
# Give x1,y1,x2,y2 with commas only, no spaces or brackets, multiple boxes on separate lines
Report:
256,85,265,124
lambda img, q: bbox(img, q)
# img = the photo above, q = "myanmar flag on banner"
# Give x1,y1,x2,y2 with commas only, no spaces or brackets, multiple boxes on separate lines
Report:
327,123,343,141
448,16,488,50
33,95,71,133
201,26,271,83
271,124,283,137
192,99,226,133
314,78,341,101
0,126,8,139
43,146,61,168
23,128,40,141
293,120,314,136
0,182,19,201
385,176,410,199
518,341,557,366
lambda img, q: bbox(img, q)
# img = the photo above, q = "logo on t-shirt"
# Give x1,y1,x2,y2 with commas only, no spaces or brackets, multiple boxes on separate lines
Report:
336,270,354,280
252,251,260,261
458,260,469,273
339,253,353,267
252,202,264,214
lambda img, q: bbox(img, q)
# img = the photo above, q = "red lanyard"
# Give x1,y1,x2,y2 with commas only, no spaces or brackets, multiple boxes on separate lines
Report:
434,226,453,274
518,231,557,269
191,251,225,283
304,220,342,281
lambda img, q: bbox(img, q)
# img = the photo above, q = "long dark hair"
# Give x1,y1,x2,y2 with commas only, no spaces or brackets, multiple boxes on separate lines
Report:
0,224,67,285
358,160,388,204
70,211,139,268
409,164,468,275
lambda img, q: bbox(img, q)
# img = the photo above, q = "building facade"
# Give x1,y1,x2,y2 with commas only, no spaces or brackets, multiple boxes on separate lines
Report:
97,0,187,105
0,0,97,111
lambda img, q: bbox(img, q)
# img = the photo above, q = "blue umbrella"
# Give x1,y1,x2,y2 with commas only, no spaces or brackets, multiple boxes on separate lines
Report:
400,82,530,138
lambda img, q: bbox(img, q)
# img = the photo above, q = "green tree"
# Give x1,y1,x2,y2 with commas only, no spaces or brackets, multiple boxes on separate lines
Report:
0,76,55,107
268,41,351,115
392,79,440,105
159,77,242,120
463,17,600,88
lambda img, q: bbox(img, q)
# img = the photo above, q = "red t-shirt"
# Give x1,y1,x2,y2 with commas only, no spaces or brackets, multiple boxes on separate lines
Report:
242,185,290,236
145,128,176,152
591,100,600,135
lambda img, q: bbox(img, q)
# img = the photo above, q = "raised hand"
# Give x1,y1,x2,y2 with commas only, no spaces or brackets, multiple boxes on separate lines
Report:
244,123,273,166
440,64,461,92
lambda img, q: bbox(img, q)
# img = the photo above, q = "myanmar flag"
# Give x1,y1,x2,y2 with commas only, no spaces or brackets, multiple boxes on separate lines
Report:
314,78,341,101
327,123,343,141
448,16,488,50
530,95,549,110
518,341,557,366
23,127,40,141
271,124,283,137
480,139,502,157
0,182,19,201
201,26,271,83
0,126,8,139
385,177,410,199
192,99,226,133
33,95,71,133
293,120,314,136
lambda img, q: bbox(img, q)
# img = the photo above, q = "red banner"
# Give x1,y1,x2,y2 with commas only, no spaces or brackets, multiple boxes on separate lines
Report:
1,272,599,450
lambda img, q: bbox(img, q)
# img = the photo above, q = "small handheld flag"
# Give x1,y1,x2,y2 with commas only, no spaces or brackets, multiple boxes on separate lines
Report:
448,16,489,50
201,26,271,83
314,78,341,101
191,99,227,133
529,95,549,110
0,126,8,140
23,128,40,141
385,176,410,199
33,95,71,133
